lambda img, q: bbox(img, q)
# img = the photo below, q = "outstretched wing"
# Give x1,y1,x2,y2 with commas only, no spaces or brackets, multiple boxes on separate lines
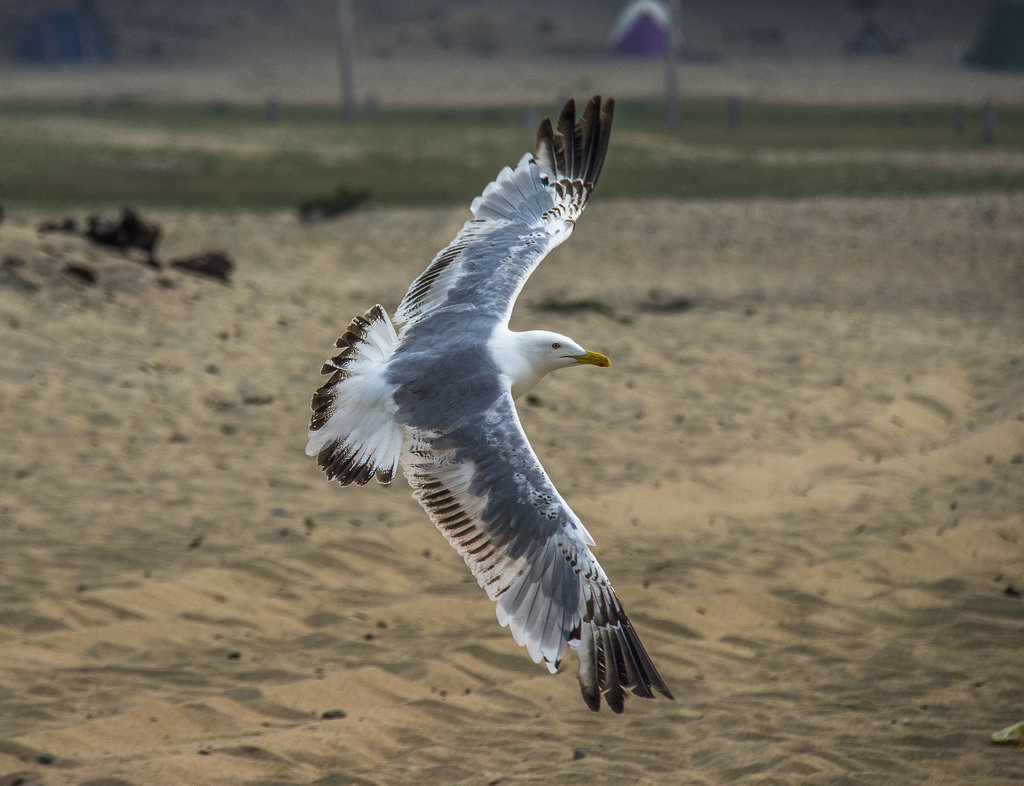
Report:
394,96,614,331
400,392,673,713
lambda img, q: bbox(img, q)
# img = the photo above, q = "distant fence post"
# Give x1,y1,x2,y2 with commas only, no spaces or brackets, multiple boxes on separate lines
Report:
664,0,681,125
982,104,996,143
264,98,280,123
337,0,356,122
727,96,742,128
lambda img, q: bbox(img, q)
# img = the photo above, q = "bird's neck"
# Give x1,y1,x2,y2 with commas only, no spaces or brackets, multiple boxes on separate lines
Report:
489,326,552,400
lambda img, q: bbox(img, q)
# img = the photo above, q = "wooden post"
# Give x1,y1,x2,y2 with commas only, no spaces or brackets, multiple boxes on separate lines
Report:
337,0,356,122
664,0,681,125
982,104,996,144
264,98,280,123
727,96,742,128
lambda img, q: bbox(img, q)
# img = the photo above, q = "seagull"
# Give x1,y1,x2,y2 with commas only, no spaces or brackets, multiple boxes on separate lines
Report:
306,96,673,713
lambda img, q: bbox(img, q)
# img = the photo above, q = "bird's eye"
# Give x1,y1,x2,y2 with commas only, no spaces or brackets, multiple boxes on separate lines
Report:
551,342,561,349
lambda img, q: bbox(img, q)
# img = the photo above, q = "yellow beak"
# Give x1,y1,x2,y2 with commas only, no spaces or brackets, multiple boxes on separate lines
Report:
572,350,611,368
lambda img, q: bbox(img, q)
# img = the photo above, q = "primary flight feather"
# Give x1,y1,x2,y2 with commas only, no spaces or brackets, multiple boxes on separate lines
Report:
306,96,672,713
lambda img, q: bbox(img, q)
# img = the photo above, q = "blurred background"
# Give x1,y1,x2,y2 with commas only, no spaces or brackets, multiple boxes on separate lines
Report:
0,0,1022,210
0,1,1018,99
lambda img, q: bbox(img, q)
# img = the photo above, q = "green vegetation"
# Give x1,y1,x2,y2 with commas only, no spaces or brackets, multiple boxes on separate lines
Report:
1,97,1022,210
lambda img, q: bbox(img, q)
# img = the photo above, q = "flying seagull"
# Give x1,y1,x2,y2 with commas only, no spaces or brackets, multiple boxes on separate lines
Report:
306,96,672,713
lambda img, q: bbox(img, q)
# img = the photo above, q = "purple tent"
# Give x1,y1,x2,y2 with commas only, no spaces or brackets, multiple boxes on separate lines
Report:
608,0,673,57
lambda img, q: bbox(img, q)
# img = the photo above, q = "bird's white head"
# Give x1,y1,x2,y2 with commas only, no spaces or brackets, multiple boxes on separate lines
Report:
496,328,610,399
526,330,610,372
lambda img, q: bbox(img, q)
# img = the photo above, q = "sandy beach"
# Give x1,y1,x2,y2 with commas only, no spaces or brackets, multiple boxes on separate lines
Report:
1,187,1022,783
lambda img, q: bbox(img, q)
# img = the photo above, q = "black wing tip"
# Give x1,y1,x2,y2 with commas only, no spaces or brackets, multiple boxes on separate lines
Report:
535,95,615,189
577,588,673,713
558,97,577,128
581,682,602,713
580,682,673,714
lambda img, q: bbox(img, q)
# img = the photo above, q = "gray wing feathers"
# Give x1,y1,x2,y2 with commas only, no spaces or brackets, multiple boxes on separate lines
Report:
402,395,590,671
394,96,615,331
402,394,672,711
469,155,553,224
394,222,552,328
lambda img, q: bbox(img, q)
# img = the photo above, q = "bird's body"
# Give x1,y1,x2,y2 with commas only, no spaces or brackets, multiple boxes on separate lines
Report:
306,97,672,713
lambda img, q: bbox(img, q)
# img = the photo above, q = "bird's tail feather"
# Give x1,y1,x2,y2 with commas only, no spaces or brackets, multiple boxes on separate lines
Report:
306,304,402,486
